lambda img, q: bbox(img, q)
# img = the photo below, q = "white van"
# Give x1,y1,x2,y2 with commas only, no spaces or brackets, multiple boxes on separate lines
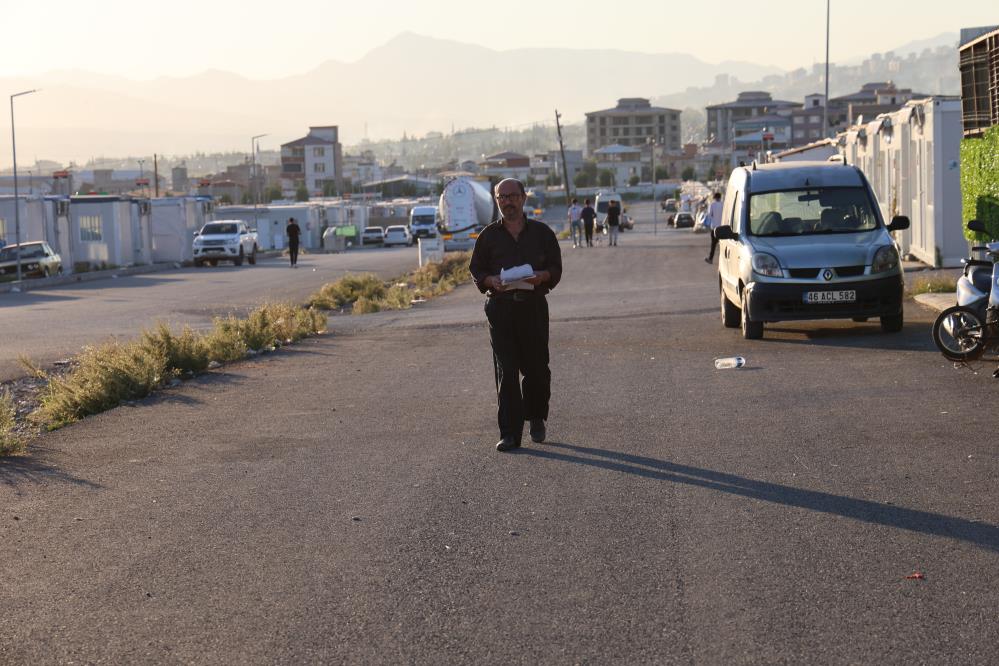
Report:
408,205,438,241
595,192,632,230
714,162,909,339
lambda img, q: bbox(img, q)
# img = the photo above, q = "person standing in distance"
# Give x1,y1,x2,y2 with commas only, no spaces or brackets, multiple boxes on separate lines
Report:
469,178,563,452
567,197,583,248
704,192,723,263
580,198,597,247
286,217,301,267
605,199,622,247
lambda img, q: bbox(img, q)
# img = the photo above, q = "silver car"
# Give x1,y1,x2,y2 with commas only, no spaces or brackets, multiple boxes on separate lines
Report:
714,162,910,339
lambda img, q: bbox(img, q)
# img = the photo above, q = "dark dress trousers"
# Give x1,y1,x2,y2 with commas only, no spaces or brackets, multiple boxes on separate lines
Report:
469,219,563,441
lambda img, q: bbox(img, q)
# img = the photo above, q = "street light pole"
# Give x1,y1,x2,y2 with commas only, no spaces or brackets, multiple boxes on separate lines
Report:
10,88,38,283
251,133,267,230
649,138,657,235
138,158,145,194
823,0,830,138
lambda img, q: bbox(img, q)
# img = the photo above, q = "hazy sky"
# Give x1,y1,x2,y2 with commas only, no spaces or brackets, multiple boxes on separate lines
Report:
3,0,996,79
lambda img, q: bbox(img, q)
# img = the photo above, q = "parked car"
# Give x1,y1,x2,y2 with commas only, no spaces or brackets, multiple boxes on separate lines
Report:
673,212,695,228
0,241,62,278
715,162,909,339
384,225,413,247
193,220,258,267
361,226,385,246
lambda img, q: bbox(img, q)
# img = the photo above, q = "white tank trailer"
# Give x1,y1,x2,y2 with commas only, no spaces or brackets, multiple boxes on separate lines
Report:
437,177,497,251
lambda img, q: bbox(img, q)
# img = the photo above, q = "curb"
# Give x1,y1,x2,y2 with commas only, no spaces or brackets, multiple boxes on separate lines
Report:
913,292,955,313
0,250,289,295
0,262,182,294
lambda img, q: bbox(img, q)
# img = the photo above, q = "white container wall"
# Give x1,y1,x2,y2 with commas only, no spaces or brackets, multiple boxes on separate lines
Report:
69,197,144,269
841,97,965,268
151,197,207,263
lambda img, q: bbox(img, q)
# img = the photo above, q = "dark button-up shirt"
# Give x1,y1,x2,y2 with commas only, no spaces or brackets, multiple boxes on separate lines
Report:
469,218,563,296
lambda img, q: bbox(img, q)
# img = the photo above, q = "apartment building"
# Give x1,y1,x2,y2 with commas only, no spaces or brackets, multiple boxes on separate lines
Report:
706,92,801,146
586,98,681,155
959,25,999,137
280,126,344,197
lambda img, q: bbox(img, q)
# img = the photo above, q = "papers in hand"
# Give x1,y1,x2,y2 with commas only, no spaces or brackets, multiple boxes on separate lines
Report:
500,264,536,290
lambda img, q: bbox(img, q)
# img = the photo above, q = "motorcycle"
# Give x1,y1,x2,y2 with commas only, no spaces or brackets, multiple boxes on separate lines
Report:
932,220,999,367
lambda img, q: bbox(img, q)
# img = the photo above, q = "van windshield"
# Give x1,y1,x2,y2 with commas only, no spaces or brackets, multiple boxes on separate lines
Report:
748,187,879,236
411,215,435,224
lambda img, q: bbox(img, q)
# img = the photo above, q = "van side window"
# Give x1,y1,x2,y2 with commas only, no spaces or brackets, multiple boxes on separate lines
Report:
720,181,737,228
731,191,743,233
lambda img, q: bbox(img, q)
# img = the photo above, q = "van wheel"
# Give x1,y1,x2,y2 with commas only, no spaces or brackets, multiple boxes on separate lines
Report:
880,311,903,333
741,290,763,339
721,284,739,328
234,248,244,267
248,246,257,265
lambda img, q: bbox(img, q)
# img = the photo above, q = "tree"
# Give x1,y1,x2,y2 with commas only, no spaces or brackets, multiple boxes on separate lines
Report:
598,169,615,187
525,175,536,187
241,192,253,205
628,174,640,187
265,186,283,202
573,170,592,188
681,166,697,182
655,166,669,181
322,181,338,197
218,194,233,205
295,184,309,202
545,173,561,187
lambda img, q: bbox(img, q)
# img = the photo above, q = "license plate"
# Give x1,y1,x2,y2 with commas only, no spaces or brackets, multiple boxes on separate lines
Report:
804,290,856,304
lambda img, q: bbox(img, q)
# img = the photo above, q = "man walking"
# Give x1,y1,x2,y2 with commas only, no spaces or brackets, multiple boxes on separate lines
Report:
606,199,622,247
580,199,597,247
567,197,583,248
469,178,563,452
286,217,301,267
704,192,723,263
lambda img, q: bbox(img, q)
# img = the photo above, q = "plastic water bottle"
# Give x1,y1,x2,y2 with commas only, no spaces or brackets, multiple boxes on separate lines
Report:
714,356,746,369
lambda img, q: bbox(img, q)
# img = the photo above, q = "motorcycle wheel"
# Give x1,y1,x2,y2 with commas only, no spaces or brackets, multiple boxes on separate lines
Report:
932,305,987,361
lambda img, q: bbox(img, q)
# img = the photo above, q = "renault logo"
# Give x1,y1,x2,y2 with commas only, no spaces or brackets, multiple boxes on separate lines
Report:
822,269,834,281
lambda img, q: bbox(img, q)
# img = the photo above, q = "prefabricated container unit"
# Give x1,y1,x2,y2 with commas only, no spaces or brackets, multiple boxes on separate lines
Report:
68,196,151,270
150,197,210,263
841,97,965,268
263,204,324,249
0,195,48,248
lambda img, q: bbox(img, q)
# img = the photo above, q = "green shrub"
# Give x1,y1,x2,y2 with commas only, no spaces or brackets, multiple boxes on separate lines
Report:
0,392,24,456
34,341,167,429
961,126,999,241
306,251,473,315
140,323,210,375
308,274,384,309
204,316,251,362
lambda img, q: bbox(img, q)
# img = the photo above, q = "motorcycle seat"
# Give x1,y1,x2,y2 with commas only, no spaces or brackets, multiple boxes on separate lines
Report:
969,265,994,294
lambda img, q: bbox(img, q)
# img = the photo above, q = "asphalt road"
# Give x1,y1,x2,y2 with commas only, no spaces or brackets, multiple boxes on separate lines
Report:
0,246,420,382
1,222,997,664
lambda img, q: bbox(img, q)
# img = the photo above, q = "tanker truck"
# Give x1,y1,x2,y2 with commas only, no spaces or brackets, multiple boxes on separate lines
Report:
437,177,497,251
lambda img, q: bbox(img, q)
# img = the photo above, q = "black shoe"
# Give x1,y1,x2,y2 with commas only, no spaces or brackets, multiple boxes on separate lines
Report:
529,419,546,443
495,437,521,452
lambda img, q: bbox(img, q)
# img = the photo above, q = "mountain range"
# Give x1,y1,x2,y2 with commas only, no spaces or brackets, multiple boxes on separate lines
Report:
2,32,782,166
0,31,959,168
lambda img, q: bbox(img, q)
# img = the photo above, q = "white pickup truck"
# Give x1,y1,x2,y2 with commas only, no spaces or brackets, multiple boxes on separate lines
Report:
192,220,258,267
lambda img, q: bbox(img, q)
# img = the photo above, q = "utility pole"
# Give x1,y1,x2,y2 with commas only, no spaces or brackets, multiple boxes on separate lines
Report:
153,153,159,197
649,139,657,235
823,0,830,138
10,88,39,284
554,109,571,210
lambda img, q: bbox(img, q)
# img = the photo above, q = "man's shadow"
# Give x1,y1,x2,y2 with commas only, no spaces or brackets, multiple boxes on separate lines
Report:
517,442,999,553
